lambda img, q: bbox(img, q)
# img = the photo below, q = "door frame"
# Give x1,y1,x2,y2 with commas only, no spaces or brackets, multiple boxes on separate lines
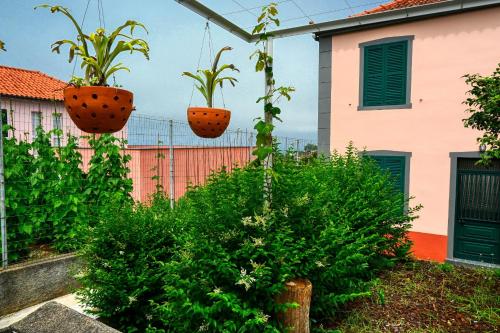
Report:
446,151,499,266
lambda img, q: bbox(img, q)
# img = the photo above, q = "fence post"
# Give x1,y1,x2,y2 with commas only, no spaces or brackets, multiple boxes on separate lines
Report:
295,139,300,161
0,96,8,268
168,120,175,209
248,131,253,162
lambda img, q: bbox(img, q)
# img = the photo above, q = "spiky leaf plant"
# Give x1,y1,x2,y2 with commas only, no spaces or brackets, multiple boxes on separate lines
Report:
182,46,239,108
36,5,149,86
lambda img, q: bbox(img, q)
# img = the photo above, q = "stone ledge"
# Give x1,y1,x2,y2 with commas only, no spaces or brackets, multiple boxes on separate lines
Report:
0,254,82,317
9,302,120,333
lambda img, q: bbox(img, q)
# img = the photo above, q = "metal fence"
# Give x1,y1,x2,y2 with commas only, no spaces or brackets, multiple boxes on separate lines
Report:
0,97,314,268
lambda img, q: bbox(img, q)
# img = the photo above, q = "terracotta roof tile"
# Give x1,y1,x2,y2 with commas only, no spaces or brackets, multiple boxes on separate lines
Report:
0,65,66,101
355,0,445,16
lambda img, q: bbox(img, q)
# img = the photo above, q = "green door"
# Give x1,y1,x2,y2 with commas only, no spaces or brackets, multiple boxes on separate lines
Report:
454,158,500,264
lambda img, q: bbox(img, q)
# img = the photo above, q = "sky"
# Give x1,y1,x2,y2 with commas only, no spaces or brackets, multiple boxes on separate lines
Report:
0,0,384,141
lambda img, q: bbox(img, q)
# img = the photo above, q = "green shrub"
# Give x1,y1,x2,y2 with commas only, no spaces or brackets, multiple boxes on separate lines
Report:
148,146,418,332
77,194,177,332
79,145,419,332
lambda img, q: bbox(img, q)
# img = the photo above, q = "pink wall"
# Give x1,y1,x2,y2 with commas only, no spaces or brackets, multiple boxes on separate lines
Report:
329,8,500,236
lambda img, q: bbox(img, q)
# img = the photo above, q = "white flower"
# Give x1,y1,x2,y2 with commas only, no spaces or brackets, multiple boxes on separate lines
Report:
236,268,256,291
256,311,270,324
198,322,209,331
213,287,222,294
119,250,125,255
128,296,137,304
241,216,253,226
145,314,153,321
281,206,289,217
252,237,264,247
315,261,325,268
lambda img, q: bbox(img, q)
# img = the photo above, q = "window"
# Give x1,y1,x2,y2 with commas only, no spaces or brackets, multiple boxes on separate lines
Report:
370,155,406,194
31,111,42,140
1,109,7,138
359,36,413,110
52,113,62,147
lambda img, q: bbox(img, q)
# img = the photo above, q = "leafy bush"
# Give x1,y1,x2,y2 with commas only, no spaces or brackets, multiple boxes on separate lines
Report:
80,145,419,332
77,194,176,331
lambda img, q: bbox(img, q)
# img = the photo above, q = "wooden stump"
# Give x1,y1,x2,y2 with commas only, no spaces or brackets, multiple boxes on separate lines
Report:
276,278,312,333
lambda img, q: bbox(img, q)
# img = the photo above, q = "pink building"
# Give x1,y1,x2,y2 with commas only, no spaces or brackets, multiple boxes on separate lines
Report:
315,0,500,265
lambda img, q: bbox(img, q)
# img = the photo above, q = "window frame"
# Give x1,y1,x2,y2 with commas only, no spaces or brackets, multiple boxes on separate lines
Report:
358,36,414,111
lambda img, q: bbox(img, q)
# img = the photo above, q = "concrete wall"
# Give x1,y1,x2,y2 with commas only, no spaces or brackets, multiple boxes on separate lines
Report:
0,254,80,316
327,7,500,260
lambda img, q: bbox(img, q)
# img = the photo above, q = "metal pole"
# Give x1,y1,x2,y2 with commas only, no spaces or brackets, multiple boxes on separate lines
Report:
0,96,8,268
168,120,175,209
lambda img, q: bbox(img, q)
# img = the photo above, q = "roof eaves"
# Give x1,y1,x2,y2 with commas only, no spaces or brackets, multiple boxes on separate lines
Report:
305,0,500,40
0,93,64,102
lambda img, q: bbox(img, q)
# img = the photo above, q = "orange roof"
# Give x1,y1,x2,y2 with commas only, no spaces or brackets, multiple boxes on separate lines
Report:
0,65,66,101
355,0,445,16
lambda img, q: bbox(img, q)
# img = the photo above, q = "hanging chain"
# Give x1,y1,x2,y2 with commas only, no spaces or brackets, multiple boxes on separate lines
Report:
189,22,209,107
71,0,91,79
98,0,106,30
206,22,226,108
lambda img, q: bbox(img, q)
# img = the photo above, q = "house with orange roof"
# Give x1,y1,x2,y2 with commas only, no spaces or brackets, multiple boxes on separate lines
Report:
0,65,126,145
315,0,500,265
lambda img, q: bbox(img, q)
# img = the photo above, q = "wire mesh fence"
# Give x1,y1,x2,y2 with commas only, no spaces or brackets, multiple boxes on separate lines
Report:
0,96,315,268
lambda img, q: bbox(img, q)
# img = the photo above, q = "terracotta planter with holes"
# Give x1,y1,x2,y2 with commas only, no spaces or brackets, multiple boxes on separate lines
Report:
63,86,134,133
187,106,231,138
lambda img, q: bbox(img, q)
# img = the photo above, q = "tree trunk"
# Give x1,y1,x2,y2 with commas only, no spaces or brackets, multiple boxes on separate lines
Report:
276,278,312,333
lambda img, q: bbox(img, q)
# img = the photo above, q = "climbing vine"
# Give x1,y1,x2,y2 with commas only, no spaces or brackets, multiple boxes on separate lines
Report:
1,126,133,262
251,3,295,162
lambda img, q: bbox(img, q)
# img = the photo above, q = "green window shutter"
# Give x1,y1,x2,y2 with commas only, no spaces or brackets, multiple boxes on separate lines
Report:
363,40,408,107
363,45,384,106
371,155,406,194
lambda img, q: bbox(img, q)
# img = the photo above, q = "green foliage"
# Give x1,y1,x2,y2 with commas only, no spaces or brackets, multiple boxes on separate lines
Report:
183,46,239,108
463,64,500,164
2,126,133,262
36,5,149,86
3,126,34,262
250,3,295,162
77,194,176,332
80,145,418,332
85,134,133,222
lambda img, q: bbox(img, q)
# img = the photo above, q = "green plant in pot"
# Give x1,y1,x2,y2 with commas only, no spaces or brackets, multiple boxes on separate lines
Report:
36,5,149,133
182,46,239,138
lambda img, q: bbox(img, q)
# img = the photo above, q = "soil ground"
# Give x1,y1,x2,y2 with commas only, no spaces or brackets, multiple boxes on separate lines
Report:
323,260,500,333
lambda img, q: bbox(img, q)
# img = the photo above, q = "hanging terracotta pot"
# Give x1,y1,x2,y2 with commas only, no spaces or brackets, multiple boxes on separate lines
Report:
63,86,134,133
187,106,231,138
